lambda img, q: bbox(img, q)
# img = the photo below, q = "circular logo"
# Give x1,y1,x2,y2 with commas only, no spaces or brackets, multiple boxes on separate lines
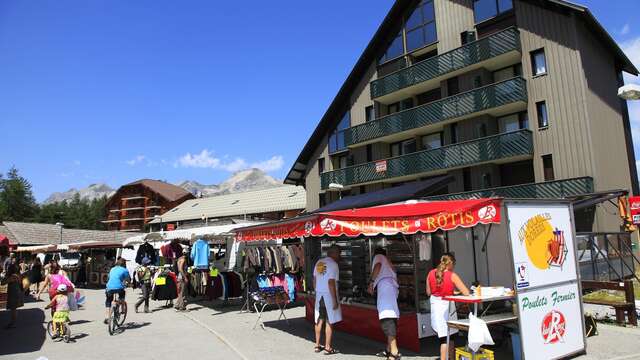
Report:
521,215,568,270
320,219,337,231
304,221,314,235
541,310,566,344
477,205,497,220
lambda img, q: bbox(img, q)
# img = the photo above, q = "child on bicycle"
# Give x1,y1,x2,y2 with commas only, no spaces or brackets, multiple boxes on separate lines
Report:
45,284,70,336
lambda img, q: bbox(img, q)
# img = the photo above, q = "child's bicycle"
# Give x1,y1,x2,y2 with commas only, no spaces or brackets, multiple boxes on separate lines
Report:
47,320,71,343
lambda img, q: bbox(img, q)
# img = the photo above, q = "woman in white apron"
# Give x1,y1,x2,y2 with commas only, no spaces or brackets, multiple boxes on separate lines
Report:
427,253,470,360
368,247,401,360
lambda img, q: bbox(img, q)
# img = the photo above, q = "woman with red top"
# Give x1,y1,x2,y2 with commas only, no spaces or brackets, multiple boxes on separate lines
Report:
426,253,470,360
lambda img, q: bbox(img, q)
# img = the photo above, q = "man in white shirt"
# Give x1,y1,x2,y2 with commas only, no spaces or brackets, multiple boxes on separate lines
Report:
368,247,400,359
313,245,342,355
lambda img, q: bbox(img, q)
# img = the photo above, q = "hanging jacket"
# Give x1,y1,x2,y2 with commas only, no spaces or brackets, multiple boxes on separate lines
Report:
190,239,210,269
136,242,157,265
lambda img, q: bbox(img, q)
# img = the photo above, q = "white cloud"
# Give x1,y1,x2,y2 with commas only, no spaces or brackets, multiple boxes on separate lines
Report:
125,155,146,166
251,155,285,172
175,150,284,172
621,24,631,36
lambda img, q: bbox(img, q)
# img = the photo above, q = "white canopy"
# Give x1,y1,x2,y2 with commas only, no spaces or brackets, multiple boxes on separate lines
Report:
122,222,264,247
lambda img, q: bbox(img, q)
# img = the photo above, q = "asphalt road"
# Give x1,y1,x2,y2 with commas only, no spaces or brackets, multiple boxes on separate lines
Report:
1,289,639,360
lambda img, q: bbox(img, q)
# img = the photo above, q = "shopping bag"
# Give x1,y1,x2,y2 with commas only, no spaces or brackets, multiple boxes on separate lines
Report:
468,314,494,352
68,293,78,311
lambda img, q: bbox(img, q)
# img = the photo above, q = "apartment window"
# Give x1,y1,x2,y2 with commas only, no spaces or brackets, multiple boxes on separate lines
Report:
473,0,514,23
417,88,441,105
390,139,417,157
536,101,549,128
365,106,375,122
379,32,404,64
421,132,442,150
405,1,437,52
319,193,327,208
335,154,348,169
463,168,472,191
461,31,476,45
317,158,325,175
493,63,522,82
447,77,460,96
450,123,459,144
366,144,373,162
531,49,547,76
481,173,493,189
542,154,555,181
388,102,400,115
401,98,414,111
329,111,350,153
499,112,528,132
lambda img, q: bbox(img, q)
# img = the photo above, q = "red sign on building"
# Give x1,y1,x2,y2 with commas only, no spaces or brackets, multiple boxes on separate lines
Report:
375,160,387,173
629,196,640,225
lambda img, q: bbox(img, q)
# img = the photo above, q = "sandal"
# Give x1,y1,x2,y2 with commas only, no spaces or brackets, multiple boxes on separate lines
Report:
314,346,324,353
376,350,390,357
324,348,339,355
387,353,402,360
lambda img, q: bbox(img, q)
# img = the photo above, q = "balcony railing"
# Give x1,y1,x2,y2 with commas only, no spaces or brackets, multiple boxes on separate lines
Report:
321,129,532,189
345,77,527,146
424,177,594,200
370,27,521,99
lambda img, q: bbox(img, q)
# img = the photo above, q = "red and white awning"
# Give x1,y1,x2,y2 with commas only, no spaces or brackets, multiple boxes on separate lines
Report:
235,198,502,242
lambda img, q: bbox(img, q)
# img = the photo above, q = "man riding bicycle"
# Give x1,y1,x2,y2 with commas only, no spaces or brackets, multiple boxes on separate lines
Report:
104,258,130,324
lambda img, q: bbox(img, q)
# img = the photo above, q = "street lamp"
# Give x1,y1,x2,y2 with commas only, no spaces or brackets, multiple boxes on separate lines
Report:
618,84,640,100
55,222,64,244
328,183,345,200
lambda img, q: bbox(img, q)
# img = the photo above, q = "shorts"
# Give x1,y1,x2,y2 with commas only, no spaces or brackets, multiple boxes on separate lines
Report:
105,289,126,308
438,336,448,345
380,318,397,337
53,310,70,324
317,297,328,322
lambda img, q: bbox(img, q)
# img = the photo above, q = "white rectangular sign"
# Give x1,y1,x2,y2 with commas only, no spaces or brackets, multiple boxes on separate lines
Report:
517,282,585,360
507,203,578,289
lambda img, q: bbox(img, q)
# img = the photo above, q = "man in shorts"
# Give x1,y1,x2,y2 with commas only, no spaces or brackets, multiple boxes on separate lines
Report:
313,245,342,355
104,258,130,324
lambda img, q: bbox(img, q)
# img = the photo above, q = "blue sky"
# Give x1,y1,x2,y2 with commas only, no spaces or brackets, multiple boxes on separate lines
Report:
0,0,639,202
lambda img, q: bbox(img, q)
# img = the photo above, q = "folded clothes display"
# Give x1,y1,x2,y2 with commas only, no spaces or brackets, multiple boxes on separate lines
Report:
152,269,178,301
256,273,302,301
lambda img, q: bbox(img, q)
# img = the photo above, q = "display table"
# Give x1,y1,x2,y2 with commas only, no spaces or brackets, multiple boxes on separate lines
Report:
301,293,420,352
443,294,516,360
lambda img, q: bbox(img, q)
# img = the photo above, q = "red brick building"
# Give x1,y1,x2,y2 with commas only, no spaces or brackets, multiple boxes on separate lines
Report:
103,179,194,232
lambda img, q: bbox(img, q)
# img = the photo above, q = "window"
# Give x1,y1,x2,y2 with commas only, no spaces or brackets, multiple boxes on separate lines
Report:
536,101,549,128
401,98,414,111
463,168,472,191
499,112,528,132
366,144,373,162
388,102,400,115
329,111,350,153
379,32,404,64
461,31,476,45
450,123,459,144
531,49,547,76
335,154,348,169
365,106,375,122
318,158,325,175
473,0,513,23
481,173,493,189
417,88,441,105
319,193,327,208
447,77,460,96
390,139,417,157
542,154,555,181
421,132,442,150
405,1,438,52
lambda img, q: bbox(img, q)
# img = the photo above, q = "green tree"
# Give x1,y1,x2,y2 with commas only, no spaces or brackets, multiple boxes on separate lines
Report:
0,166,38,222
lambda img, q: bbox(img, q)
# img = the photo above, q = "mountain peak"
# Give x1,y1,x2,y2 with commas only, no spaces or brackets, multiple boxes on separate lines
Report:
177,169,283,198
43,183,115,204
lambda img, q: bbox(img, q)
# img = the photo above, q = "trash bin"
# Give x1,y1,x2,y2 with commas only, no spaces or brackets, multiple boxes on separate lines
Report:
510,331,522,360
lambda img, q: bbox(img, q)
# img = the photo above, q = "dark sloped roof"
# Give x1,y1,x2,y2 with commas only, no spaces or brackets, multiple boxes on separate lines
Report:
122,179,193,202
284,0,638,186
1,222,139,246
314,175,452,213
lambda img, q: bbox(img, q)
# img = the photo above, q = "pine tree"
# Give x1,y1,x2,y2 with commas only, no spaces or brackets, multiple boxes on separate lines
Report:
0,166,38,222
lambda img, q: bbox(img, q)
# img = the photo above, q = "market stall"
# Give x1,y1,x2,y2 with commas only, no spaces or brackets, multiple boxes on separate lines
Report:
235,199,586,359
61,241,124,287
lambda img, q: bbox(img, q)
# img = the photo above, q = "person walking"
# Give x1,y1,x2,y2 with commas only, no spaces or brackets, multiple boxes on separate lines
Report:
368,247,401,360
134,257,152,313
427,254,470,360
3,263,23,329
174,249,189,312
313,245,342,355
28,257,43,295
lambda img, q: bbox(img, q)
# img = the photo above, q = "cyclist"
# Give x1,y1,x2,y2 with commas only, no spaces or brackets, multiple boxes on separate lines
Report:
45,284,70,338
104,258,130,324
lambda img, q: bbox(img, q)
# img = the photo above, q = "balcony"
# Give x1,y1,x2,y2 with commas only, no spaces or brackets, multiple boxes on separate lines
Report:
423,177,594,200
346,77,527,146
371,27,521,103
321,129,533,189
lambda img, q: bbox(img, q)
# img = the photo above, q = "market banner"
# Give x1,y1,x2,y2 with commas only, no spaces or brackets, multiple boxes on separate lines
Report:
236,199,502,241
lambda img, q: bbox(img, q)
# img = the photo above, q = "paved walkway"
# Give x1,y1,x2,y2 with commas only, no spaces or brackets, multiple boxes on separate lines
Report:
1,289,639,360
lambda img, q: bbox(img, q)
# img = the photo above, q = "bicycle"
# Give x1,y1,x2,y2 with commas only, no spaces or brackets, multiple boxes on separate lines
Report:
47,319,71,343
107,298,128,336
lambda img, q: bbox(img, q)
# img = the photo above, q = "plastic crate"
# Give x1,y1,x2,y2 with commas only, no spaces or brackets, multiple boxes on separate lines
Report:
455,347,495,360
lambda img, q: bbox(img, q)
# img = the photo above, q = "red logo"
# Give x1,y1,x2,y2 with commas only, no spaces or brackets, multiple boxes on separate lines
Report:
541,310,566,344
477,205,497,221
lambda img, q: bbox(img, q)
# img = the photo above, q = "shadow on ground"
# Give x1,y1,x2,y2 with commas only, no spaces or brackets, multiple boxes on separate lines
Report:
0,308,46,356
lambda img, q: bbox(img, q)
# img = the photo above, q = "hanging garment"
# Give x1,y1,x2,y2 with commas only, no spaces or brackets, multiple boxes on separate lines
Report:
292,244,305,268
190,239,210,269
285,273,297,301
136,242,157,265
256,275,269,289
152,273,178,301
417,233,432,262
